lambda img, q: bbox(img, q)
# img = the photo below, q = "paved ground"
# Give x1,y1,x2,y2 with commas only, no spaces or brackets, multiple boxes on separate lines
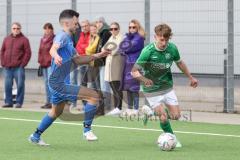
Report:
0,69,240,125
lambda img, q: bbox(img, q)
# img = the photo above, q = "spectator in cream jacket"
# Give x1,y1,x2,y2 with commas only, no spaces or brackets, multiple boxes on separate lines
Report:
104,22,124,115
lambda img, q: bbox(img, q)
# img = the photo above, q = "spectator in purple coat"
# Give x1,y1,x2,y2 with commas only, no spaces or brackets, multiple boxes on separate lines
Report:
122,19,145,115
0,22,31,108
38,23,55,109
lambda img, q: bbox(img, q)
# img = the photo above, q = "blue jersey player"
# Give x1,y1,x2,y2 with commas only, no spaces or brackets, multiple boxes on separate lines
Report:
28,9,110,146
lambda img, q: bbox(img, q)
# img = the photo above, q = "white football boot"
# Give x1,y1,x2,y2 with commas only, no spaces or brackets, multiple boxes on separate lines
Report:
83,130,98,141
28,134,50,146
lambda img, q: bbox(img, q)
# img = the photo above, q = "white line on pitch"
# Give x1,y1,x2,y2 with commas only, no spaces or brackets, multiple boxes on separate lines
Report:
0,117,240,138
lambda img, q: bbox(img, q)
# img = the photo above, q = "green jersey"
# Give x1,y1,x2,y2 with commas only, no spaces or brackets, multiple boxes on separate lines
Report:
136,42,181,93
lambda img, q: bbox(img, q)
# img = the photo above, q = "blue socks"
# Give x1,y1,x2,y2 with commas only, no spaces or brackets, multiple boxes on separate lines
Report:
33,114,55,139
33,103,96,138
83,103,97,133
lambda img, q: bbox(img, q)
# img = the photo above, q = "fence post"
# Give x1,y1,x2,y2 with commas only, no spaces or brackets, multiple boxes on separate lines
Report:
224,0,234,113
223,48,228,112
144,0,150,45
6,0,12,35
71,0,77,11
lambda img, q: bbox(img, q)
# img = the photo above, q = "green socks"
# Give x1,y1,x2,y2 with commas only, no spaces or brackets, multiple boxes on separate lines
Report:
160,119,174,134
160,108,174,134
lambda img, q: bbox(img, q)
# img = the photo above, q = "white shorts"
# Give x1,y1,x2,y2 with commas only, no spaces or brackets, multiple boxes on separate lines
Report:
144,90,179,109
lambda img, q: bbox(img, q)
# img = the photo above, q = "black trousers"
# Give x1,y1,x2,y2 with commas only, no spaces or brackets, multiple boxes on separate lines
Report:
109,81,123,110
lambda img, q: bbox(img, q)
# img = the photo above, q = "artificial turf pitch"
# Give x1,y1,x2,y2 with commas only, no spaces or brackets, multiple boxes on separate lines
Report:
0,109,240,160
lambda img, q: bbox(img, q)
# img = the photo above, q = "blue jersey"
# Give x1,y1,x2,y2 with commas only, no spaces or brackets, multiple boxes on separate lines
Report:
49,30,80,105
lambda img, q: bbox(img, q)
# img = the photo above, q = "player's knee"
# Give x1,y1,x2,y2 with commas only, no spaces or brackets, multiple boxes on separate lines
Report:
49,108,63,118
88,91,100,103
88,99,98,105
159,113,168,123
170,113,181,120
48,111,58,118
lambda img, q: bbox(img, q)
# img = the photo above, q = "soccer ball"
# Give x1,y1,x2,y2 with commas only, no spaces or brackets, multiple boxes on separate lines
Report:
157,133,177,151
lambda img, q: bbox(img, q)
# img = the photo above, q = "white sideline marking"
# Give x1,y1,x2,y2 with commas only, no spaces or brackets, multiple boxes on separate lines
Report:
1,117,240,138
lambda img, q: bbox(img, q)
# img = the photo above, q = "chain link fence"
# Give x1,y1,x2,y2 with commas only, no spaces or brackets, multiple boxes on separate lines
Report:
0,0,239,112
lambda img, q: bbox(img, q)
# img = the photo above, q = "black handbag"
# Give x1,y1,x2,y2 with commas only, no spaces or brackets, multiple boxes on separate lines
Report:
93,57,106,67
38,66,43,77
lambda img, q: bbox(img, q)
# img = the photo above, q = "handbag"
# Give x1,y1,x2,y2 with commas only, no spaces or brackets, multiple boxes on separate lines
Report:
38,66,43,77
93,57,106,67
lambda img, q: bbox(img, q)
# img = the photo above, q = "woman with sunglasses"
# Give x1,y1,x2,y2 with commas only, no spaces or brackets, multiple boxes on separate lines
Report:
122,19,145,115
104,22,124,115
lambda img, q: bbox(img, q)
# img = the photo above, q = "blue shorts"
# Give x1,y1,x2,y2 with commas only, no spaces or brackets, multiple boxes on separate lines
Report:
49,59,80,105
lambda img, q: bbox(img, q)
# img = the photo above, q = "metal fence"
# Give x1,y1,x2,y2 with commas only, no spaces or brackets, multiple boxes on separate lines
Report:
0,0,239,112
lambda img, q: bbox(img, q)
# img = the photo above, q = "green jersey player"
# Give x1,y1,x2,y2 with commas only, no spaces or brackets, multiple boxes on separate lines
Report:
131,23,198,147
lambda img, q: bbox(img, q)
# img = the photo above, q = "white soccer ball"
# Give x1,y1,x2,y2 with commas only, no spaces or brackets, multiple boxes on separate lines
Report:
157,133,177,151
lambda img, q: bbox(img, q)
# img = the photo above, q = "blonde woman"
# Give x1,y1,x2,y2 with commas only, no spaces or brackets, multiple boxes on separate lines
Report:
85,22,100,90
104,22,124,115
122,19,145,115
86,23,100,62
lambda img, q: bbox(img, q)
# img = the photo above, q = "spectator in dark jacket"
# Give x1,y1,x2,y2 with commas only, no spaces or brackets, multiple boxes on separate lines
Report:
95,16,112,115
38,23,55,109
0,22,31,108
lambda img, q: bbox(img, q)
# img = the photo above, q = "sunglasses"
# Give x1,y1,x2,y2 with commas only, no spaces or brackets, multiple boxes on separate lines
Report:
81,25,89,28
12,28,21,30
110,28,118,31
129,26,136,29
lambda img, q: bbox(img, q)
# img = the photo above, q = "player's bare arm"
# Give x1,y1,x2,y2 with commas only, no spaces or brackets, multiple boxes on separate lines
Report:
50,43,62,66
73,49,111,65
176,60,198,88
131,65,153,87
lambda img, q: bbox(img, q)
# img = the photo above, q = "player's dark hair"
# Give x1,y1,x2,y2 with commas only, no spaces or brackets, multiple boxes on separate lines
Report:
59,9,79,22
154,24,172,38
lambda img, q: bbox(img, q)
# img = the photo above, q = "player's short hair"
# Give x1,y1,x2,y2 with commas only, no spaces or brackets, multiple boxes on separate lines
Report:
154,24,172,38
59,9,79,22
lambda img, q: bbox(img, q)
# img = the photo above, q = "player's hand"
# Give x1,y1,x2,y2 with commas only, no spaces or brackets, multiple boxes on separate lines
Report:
95,49,111,58
143,78,153,87
190,77,198,88
54,54,62,66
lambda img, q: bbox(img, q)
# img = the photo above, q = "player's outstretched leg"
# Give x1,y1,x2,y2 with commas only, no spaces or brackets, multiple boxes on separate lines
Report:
28,102,65,146
77,86,100,141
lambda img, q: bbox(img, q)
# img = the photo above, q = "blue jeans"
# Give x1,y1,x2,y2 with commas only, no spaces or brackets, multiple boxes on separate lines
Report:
70,65,88,86
42,67,51,104
127,90,139,110
70,65,79,86
99,66,112,110
4,67,25,105
70,65,88,107
87,66,100,90
79,65,88,87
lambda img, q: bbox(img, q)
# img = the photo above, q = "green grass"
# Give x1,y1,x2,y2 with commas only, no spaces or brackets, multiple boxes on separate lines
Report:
0,109,240,160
